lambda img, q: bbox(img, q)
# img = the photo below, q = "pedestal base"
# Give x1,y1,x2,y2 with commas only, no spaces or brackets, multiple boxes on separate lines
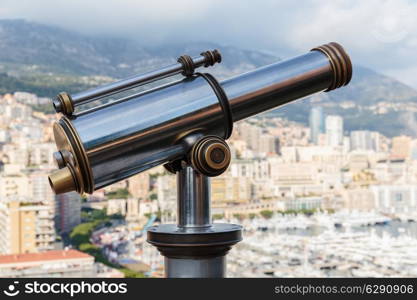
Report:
147,223,242,278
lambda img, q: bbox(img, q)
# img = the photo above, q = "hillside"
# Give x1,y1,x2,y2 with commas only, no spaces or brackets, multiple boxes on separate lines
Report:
1,19,417,137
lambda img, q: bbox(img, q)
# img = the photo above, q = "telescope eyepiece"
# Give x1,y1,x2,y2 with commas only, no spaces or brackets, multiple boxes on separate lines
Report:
48,165,77,194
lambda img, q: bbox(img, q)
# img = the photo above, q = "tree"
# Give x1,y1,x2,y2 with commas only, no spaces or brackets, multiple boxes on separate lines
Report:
212,214,224,220
233,213,244,221
106,188,130,199
69,208,146,278
260,210,273,219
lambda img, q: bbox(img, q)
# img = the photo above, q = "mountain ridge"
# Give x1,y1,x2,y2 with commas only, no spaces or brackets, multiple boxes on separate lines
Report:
0,19,416,137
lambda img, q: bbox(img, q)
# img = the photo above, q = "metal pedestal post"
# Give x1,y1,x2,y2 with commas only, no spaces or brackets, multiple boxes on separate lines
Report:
165,256,225,278
147,166,242,278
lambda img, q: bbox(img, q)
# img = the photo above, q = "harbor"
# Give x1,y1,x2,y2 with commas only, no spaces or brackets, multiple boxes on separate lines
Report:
227,212,417,277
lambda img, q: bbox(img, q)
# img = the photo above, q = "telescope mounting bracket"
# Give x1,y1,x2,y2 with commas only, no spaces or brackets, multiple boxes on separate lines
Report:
148,134,242,277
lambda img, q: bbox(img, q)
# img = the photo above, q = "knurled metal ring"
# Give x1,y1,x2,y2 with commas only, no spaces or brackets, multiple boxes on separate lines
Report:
57,92,74,115
178,54,195,77
311,42,352,91
200,50,222,67
190,136,231,177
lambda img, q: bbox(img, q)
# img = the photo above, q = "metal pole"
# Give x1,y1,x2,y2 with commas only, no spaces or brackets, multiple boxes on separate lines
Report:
147,164,242,278
177,166,211,228
163,166,225,278
165,256,225,278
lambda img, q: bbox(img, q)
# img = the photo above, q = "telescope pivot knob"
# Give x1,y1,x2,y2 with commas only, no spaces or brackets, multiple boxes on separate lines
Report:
190,136,231,177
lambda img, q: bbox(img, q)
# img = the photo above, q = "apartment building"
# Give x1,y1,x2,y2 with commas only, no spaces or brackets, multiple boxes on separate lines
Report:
0,196,55,254
0,249,95,278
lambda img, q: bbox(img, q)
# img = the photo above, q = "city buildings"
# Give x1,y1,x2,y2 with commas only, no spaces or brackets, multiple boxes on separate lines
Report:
212,176,252,204
157,174,176,223
0,196,55,254
55,192,81,234
391,135,412,159
325,115,344,147
107,198,141,221
284,196,322,211
127,172,150,199
309,106,324,144
153,109,417,222
2,92,417,278
370,184,417,215
350,130,381,152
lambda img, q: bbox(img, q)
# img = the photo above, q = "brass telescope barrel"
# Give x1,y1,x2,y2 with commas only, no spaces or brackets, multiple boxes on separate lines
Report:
48,42,352,194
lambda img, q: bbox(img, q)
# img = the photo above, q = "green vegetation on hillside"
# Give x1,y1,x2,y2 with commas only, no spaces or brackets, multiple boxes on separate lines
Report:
70,208,145,278
0,73,96,98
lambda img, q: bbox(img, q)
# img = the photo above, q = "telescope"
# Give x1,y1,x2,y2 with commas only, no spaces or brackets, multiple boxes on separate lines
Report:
48,43,352,277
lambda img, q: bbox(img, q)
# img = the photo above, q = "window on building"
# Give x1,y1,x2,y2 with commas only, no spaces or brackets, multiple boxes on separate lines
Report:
395,193,403,202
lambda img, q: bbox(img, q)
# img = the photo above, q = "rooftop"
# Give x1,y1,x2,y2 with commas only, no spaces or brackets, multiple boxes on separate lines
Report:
0,249,92,265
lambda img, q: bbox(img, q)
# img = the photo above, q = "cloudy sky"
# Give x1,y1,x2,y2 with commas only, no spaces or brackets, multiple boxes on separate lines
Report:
1,0,417,88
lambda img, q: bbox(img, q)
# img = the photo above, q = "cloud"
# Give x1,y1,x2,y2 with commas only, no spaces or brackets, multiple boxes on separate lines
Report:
285,0,417,69
0,0,416,87
386,65,417,88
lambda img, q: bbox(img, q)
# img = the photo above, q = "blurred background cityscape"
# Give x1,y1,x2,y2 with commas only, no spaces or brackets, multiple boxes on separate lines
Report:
1,0,417,278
